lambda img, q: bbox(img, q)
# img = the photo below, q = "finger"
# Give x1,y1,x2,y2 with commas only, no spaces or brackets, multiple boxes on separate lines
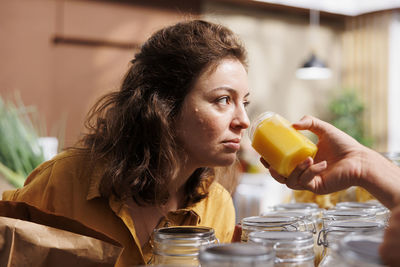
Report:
292,115,314,130
260,158,287,184
292,115,332,136
260,157,270,168
286,157,313,188
269,168,287,184
298,160,327,186
231,224,242,243
379,227,400,266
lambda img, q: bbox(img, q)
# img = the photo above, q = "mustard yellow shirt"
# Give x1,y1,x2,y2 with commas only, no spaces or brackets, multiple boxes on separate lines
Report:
2,150,235,266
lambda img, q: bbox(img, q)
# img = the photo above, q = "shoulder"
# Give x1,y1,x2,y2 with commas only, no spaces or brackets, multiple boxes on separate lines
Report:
2,149,94,203
193,181,235,218
22,149,90,183
207,181,232,202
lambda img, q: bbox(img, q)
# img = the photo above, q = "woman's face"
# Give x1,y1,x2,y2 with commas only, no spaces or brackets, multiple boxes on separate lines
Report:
175,58,250,168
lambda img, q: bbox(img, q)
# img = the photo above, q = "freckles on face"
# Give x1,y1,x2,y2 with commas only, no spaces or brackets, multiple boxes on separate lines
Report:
175,58,250,168
187,107,223,145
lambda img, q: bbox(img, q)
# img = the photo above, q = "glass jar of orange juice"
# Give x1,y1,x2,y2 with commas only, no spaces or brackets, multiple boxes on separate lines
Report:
248,112,317,177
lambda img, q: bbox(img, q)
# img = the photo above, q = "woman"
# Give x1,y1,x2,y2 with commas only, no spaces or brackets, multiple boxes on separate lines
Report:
3,20,250,266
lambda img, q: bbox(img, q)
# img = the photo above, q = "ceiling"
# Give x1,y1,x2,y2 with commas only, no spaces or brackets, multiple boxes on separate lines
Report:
254,0,400,16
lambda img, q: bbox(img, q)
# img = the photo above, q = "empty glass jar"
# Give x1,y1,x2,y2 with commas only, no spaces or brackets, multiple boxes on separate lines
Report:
335,201,390,224
241,215,310,242
321,209,377,228
335,232,386,267
150,226,217,266
317,221,385,267
264,205,323,265
248,231,315,267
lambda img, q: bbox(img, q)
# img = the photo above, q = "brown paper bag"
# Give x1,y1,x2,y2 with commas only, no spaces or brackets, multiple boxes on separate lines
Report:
0,201,122,267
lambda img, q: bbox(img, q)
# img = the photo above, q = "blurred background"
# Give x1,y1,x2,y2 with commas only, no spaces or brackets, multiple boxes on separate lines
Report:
1,0,400,221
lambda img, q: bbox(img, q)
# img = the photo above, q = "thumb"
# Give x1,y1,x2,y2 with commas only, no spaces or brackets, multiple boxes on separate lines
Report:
293,115,330,137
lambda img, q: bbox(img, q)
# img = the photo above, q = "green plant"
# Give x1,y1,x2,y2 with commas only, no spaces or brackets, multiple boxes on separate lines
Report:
0,94,45,187
328,89,373,147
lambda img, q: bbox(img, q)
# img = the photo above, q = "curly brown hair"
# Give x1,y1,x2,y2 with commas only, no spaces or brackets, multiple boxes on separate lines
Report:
79,20,247,206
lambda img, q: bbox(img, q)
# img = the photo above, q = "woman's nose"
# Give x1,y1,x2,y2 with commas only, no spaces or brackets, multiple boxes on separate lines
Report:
232,105,250,130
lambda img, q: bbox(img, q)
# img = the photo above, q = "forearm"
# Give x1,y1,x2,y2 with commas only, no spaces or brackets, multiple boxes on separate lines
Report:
360,148,400,209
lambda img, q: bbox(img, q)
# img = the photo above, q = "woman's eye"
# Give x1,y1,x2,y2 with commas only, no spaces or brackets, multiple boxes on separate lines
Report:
217,96,230,105
243,100,250,108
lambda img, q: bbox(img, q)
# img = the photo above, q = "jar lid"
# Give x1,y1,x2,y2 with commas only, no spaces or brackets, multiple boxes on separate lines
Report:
199,243,274,263
153,226,215,241
327,221,384,232
274,202,319,210
338,234,384,265
261,211,308,219
336,201,382,209
249,231,313,243
271,203,323,219
323,209,376,218
242,215,298,226
335,201,389,215
318,221,384,248
336,202,386,213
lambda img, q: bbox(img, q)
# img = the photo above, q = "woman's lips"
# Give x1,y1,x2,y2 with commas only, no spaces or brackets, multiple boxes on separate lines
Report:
223,139,241,151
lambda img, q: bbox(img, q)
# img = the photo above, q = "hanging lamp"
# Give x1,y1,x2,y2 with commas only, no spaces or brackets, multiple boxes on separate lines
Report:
296,9,332,80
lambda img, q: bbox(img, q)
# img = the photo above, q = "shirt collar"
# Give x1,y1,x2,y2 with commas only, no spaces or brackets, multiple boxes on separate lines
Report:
86,163,104,200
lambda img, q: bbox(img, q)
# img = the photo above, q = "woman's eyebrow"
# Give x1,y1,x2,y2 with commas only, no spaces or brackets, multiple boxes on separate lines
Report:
211,86,250,97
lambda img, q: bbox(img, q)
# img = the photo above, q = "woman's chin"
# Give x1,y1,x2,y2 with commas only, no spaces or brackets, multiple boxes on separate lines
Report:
213,155,237,167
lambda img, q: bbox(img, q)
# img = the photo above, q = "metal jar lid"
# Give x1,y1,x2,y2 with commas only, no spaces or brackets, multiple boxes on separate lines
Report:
261,210,310,218
323,209,376,220
326,220,384,231
336,201,383,210
335,201,390,217
153,226,215,242
242,215,299,227
199,243,274,263
318,221,384,247
274,202,319,210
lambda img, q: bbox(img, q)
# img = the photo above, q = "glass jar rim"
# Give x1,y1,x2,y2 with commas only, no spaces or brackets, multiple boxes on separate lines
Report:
248,111,275,141
261,210,310,219
323,209,376,218
242,215,299,226
336,201,387,210
325,221,384,232
274,202,319,210
153,226,215,241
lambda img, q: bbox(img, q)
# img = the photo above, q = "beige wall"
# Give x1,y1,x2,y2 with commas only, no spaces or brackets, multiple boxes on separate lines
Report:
203,2,343,125
342,12,392,151
0,0,198,147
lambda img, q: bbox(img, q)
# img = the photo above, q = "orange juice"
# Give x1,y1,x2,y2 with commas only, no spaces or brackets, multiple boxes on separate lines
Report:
249,112,317,177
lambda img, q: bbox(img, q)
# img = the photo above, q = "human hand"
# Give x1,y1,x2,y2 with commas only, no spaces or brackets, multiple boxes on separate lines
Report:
231,224,242,243
261,115,368,194
380,205,400,266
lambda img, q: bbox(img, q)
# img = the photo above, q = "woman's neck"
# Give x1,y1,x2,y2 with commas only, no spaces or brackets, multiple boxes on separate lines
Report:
168,160,198,199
